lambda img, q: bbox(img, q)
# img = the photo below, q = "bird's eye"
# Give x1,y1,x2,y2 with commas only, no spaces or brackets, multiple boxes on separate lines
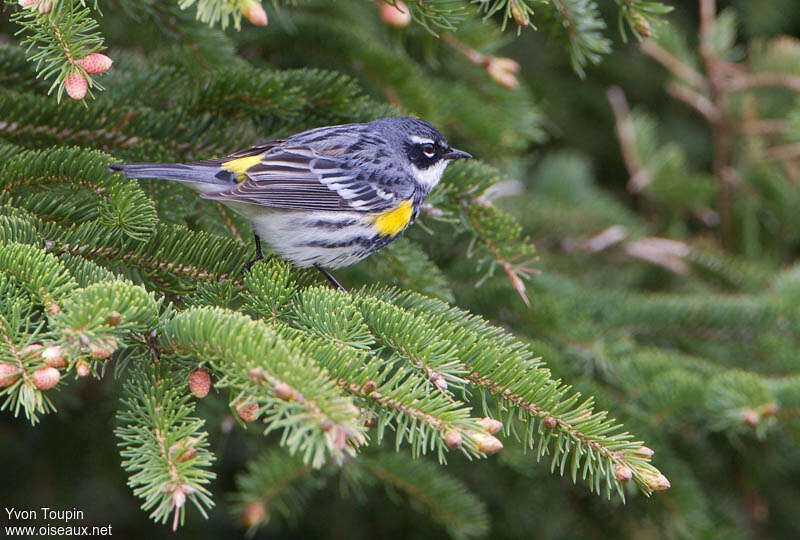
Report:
421,143,436,158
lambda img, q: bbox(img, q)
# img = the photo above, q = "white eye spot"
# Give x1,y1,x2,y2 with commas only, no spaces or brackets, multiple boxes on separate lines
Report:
421,143,435,158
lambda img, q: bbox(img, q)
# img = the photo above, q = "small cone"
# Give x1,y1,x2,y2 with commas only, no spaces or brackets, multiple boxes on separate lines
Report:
243,1,268,26
76,360,90,377
42,345,66,368
380,1,411,27
473,432,503,454
478,417,503,435
188,369,211,398
236,401,259,423
33,367,60,390
64,70,87,100
78,53,113,74
645,473,671,491
0,364,20,387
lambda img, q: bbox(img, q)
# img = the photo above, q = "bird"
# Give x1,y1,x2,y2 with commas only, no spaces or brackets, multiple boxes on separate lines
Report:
109,117,472,290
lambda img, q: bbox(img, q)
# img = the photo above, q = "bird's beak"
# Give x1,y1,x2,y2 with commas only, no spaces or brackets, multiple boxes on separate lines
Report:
443,148,472,160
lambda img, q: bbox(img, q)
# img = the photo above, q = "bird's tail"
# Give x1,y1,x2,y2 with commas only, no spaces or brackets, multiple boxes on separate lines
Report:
108,162,230,187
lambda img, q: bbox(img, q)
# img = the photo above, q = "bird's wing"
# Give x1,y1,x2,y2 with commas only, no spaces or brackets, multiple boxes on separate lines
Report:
200,145,404,212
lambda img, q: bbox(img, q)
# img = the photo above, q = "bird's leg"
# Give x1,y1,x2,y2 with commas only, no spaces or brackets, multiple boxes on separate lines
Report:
315,265,347,293
243,233,264,272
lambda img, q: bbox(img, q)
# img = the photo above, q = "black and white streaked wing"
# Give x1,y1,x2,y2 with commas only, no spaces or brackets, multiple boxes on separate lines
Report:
201,146,404,212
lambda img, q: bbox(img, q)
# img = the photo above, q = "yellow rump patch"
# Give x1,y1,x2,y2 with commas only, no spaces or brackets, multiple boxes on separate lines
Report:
222,154,263,181
373,199,413,236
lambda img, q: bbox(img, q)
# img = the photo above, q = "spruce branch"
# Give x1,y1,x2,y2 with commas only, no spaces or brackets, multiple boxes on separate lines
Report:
115,362,216,531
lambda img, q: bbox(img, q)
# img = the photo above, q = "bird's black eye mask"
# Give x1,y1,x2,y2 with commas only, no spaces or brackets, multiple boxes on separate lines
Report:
404,140,445,169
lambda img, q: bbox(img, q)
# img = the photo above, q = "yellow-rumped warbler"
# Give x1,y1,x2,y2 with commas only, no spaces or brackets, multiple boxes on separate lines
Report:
109,117,471,289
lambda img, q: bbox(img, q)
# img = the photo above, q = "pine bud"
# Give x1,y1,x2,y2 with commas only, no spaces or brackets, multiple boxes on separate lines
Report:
19,0,37,7
644,473,671,491
37,0,51,14
478,417,503,435
89,338,116,359
188,369,211,398
78,53,112,74
236,401,259,423
444,430,463,449
632,14,651,38
431,372,448,392
510,0,529,27
762,403,779,417
249,367,265,382
542,416,558,429
42,345,66,368
361,380,377,395
486,57,520,90
319,418,334,431
0,364,21,387
743,409,759,427
243,1,268,26
33,366,60,390
380,1,411,28
615,464,632,482
273,381,295,401
75,360,90,377
473,432,503,454
241,502,267,528
636,445,654,458
106,311,122,326
64,70,87,100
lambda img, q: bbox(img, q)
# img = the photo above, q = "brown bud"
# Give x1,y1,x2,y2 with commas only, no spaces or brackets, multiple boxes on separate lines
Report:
42,345,66,368
632,14,651,38
236,401,259,423
243,1,268,26
106,311,122,326
473,432,503,455
542,416,558,429
170,437,199,463
241,502,267,528
636,446,654,458
762,403,779,417
478,417,503,435
75,360,90,377
644,473,671,491
361,380,377,394
33,366,60,390
510,0,529,26
273,381,294,401
486,57,520,90
444,430,463,449
0,364,21,387
743,409,759,427
432,375,448,392
615,464,632,482
319,418,334,431
188,369,211,399
363,412,377,428
380,1,411,27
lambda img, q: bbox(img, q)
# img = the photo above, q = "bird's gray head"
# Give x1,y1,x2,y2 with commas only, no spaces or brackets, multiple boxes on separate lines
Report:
369,117,472,191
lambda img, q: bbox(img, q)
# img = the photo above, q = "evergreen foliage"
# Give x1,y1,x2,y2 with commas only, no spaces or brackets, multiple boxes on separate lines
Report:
3,0,800,538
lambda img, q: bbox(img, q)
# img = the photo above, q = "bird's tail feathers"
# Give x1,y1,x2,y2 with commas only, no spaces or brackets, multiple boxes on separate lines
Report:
108,162,229,186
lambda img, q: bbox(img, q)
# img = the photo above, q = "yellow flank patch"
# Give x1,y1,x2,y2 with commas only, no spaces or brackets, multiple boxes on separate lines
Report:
222,154,263,181
373,199,413,236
